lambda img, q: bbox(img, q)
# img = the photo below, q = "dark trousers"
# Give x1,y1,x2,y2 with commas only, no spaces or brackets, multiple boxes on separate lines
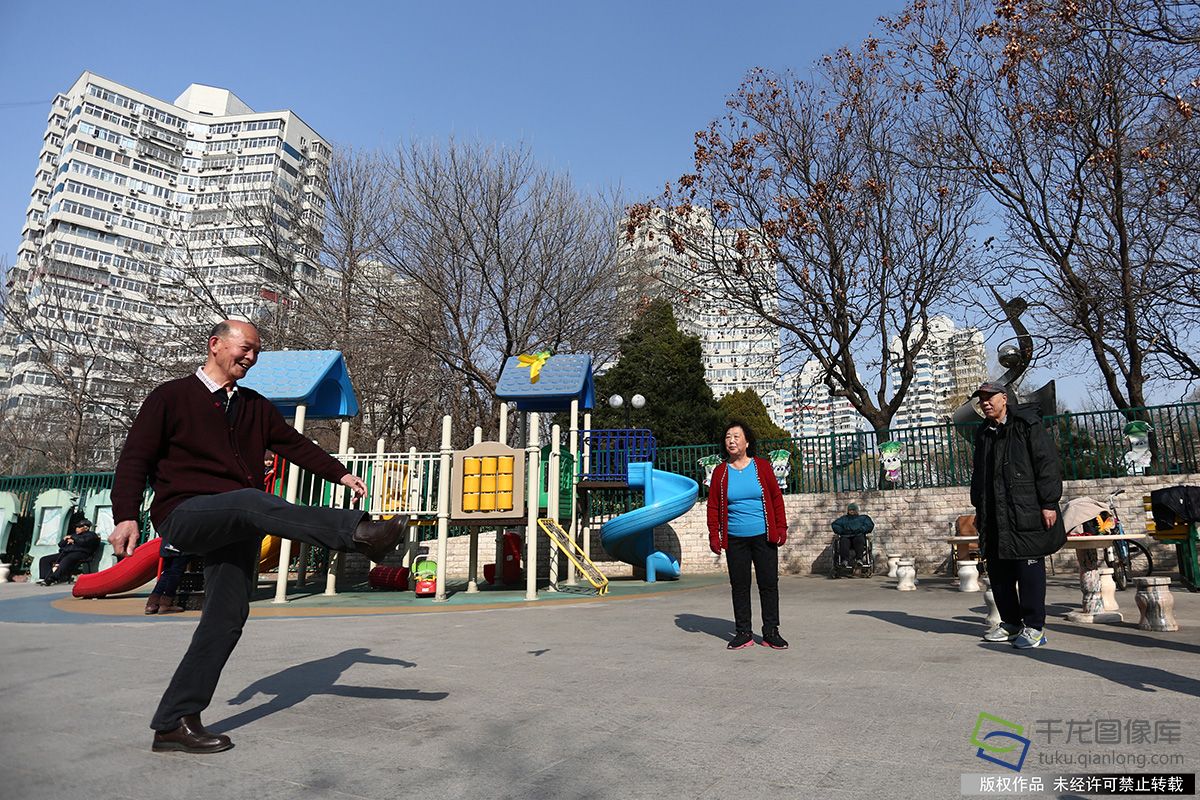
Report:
986,556,1047,631
837,534,867,564
726,534,779,633
151,554,189,597
40,551,86,583
150,488,365,731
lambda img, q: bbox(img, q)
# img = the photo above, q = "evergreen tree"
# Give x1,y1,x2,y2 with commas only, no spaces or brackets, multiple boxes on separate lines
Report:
717,389,790,443
592,299,723,446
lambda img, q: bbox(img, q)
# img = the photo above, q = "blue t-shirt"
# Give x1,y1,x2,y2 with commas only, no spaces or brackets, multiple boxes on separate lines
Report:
726,460,766,537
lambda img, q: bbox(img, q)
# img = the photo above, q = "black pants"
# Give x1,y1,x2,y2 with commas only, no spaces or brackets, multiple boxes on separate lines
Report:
726,534,779,633
149,488,366,731
986,556,1047,631
40,551,86,583
150,554,189,597
836,534,867,564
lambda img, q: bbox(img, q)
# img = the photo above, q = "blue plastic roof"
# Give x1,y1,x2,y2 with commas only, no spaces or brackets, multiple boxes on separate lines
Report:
495,353,594,412
240,350,359,419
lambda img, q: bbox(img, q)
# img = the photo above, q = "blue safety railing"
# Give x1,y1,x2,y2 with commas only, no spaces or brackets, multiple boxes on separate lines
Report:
581,429,656,481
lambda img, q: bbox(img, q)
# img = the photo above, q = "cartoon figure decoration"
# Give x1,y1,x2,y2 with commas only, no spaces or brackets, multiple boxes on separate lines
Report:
697,453,722,488
1123,421,1152,476
768,449,792,492
878,440,903,485
516,350,553,383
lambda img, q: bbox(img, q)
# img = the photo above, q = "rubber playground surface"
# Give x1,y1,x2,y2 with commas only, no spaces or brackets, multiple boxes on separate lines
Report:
2,573,1198,799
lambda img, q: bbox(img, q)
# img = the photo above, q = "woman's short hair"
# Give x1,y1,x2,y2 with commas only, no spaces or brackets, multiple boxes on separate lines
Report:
721,420,757,459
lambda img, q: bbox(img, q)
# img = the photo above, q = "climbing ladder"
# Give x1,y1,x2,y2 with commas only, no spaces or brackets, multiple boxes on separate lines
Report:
537,518,609,596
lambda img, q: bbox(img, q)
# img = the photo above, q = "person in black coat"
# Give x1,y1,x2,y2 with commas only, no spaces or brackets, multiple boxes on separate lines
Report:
970,382,1066,650
38,518,100,585
831,502,874,576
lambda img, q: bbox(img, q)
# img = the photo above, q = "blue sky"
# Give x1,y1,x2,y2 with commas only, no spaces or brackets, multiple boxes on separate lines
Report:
0,0,903,258
0,0,1134,408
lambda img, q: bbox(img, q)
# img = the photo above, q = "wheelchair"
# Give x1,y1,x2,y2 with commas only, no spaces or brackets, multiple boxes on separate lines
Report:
830,532,874,578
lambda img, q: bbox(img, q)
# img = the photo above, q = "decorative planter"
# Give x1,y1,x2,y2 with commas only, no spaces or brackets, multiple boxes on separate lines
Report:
1134,577,1179,632
887,554,902,579
957,560,981,593
896,559,917,591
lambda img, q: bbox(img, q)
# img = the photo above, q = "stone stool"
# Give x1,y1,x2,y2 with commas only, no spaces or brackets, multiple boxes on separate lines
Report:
980,577,1002,627
1134,577,1180,632
896,558,917,591
1098,567,1119,612
887,553,902,579
957,560,981,593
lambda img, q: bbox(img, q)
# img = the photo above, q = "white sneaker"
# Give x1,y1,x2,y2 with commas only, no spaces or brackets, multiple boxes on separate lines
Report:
1012,627,1047,649
982,622,1021,642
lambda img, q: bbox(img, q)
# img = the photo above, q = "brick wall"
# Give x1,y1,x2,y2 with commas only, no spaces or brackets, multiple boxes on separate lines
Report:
335,472,1197,585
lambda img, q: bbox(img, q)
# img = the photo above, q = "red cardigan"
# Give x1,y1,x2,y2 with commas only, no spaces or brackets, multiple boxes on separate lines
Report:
706,456,788,552
112,375,350,527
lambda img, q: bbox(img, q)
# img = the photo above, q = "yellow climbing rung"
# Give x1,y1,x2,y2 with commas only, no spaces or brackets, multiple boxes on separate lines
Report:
537,518,609,596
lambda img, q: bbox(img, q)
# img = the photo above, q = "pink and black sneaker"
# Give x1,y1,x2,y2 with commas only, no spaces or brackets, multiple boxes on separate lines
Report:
727,631,755,650
760,627,789,650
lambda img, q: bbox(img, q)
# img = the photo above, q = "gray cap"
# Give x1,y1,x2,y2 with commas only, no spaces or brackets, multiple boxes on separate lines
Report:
971,381,1007,398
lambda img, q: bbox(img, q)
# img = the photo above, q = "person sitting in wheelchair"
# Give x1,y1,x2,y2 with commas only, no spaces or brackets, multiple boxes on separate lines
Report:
832,502,874,577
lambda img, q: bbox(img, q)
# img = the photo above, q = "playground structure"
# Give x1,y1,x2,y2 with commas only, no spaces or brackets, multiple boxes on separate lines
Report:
61,351,698,604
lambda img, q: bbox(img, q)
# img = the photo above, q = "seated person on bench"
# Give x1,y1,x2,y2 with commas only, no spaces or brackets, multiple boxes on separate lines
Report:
38,517,100,585
832,503,873,573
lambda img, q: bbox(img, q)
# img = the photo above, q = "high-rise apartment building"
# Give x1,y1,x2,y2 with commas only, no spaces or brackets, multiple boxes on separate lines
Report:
618,207,783,423
888,315,987,429
1,72,331,467
780,358,864,438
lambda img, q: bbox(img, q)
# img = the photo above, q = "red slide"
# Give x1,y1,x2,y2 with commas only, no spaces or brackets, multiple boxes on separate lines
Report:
73,538,162,599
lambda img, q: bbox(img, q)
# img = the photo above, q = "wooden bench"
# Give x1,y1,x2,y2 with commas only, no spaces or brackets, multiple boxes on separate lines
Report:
1143,493,1199,592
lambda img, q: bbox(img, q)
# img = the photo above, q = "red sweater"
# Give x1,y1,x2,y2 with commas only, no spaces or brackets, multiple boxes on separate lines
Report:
112,375,350,527
706,456,788,552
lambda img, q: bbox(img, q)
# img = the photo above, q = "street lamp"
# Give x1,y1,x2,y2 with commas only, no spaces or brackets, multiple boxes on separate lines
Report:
608,393,646,428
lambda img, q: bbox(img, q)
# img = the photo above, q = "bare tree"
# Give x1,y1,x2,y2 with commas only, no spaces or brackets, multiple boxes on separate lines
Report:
890,0,1200,409
378,140,624,440
627,44,980,437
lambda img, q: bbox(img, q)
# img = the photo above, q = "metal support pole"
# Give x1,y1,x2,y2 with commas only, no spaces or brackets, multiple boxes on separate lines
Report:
434,415,452,602
548,424,561,589
495,402,508,584
566,399,579,585
273,404,306,603
525,412,540,601
467,426,482,593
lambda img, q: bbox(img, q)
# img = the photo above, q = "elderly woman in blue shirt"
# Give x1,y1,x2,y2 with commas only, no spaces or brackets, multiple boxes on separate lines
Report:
706,421,789,650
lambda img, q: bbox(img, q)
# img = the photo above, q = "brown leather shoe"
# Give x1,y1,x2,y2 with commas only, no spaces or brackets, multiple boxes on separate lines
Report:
152,715,233,754
157,595,184,613
351,515,405,562
144,594,161,615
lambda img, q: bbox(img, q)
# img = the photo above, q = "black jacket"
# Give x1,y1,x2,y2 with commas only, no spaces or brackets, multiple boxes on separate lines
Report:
1150,485,1200,528
970,404,1067,559
59,529,100,557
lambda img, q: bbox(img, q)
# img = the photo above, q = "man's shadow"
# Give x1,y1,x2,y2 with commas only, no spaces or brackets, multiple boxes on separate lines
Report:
209,647,448,733
675,613,732,641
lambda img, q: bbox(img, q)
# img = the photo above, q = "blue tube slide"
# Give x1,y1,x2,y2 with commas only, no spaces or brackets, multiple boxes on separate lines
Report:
599,462,699,582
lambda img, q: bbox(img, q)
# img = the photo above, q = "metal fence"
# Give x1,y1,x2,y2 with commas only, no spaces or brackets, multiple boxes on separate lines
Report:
655,401,1200,495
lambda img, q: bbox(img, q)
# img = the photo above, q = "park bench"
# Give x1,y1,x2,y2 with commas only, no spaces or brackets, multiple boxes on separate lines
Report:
1143,493,1199,592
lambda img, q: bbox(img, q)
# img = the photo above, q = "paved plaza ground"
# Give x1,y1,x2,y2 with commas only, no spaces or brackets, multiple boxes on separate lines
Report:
1,572,1197,799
